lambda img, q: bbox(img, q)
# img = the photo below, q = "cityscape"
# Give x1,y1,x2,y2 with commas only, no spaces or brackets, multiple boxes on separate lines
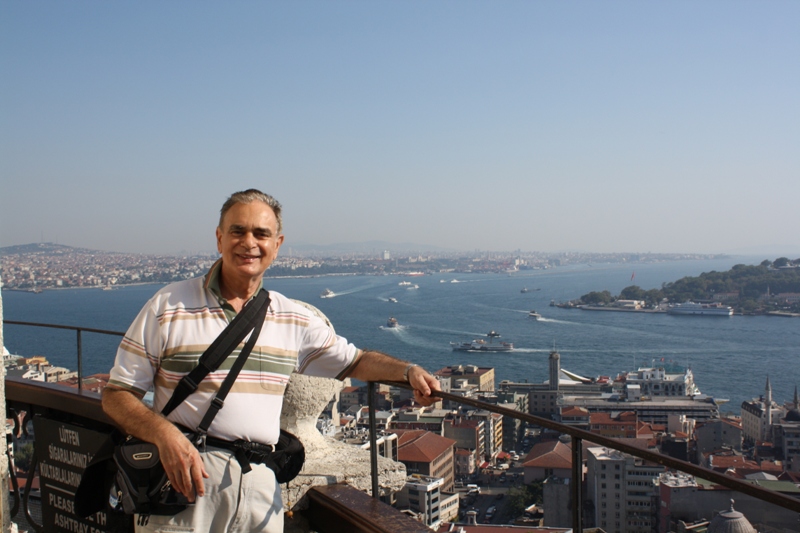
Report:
3,2,799,532
0,242,723,292
3,349,799,532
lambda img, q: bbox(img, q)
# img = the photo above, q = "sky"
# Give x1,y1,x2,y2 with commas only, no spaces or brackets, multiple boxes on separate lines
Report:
1,2,798,256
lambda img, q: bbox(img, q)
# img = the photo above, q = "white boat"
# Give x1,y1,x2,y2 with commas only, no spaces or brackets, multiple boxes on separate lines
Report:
528,310,542,320
398,281,412,286
386,317,398,328
388,297,398,303
667,302,733,316
320,289,335,299
451,331,514,352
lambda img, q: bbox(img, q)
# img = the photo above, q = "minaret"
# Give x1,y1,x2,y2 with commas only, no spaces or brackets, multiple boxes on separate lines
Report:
794,386,799,410
764,376,773,442
549,347,560,392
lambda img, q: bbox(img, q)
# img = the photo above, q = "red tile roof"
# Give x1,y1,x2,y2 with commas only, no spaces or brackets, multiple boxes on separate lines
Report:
394,430,456,463
522,440,572,469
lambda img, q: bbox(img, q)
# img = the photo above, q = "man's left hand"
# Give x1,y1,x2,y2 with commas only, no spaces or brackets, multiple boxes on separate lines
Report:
408,365,441,406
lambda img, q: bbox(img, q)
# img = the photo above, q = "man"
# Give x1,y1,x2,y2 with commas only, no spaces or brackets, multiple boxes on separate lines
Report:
103,189,440,532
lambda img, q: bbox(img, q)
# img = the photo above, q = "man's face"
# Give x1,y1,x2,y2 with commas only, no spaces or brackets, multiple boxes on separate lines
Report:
216,201,284,284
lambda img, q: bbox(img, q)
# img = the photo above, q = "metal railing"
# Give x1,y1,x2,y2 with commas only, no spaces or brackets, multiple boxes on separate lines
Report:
5,321,800,530
367,381,800,531
3,320,125,392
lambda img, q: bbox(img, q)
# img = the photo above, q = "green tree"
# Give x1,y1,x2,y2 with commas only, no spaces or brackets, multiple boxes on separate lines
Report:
643,289,664,306
760,259,772,267
14,442,34,472
506,481,543,516
580,290,613,304
619,285,646,300
774,257,790,268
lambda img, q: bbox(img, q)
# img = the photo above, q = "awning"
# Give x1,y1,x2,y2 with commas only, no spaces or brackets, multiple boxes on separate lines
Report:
480,461,490,469
497,451,510,459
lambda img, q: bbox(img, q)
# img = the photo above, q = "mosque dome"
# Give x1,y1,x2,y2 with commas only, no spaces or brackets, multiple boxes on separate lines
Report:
785,408,800,422
707,502,756,533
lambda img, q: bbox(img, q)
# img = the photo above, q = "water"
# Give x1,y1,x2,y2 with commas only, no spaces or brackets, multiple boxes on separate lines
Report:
3,256,798,414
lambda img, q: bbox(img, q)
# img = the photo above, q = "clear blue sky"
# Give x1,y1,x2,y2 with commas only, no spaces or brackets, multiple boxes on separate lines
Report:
2,2,798,256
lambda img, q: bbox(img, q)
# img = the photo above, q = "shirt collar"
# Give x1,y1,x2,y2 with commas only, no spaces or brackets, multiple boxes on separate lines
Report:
204,258,264,305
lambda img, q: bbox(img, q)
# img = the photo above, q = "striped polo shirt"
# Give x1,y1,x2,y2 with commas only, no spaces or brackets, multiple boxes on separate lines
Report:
108,261,361,445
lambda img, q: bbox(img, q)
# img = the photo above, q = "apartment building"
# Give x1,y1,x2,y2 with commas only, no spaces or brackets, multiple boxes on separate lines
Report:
586,446,663,533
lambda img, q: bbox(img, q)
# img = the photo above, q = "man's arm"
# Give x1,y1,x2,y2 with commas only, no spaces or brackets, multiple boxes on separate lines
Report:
346,350,441,406
102,386,208,501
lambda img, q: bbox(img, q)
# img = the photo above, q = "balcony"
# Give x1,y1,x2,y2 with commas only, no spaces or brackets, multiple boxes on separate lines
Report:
4,320,800,532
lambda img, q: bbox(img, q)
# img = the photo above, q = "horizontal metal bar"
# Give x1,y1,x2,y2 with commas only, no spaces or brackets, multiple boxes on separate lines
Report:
4,319,125,337
377,381,800,513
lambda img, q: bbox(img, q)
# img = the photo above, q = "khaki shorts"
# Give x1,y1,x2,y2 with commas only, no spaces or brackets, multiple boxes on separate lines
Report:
136,446,284,533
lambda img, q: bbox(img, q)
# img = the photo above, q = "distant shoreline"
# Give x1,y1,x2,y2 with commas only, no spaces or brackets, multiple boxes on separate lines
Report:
0,272,368,293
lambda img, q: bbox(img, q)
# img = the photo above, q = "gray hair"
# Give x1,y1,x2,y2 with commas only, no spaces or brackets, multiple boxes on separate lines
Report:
219,189,283,233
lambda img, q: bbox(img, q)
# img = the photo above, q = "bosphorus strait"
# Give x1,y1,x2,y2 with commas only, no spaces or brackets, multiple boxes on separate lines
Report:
4,256,798,413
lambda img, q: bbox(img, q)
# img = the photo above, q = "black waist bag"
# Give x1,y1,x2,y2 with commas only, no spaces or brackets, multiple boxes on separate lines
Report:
264,430,305,484
113,438,191,519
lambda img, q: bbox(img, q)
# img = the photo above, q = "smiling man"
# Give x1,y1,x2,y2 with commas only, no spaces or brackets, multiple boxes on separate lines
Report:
102,189,440,533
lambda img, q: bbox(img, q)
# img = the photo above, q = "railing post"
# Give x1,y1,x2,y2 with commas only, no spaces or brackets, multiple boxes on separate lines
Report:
76,329,83,393
368,381,379,499
572,436,583,532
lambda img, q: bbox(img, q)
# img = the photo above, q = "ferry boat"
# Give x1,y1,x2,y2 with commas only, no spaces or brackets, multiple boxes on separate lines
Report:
320,289,335,299
398,281,412,286
386,317,398,328
667,302,733,316
528,310,542,320
451,331,514,352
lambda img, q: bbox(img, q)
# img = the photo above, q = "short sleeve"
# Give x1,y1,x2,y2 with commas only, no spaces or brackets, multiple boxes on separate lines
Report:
108,297,162,396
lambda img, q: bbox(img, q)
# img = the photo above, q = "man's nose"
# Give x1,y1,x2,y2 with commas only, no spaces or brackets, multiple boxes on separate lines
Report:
242,232,257,249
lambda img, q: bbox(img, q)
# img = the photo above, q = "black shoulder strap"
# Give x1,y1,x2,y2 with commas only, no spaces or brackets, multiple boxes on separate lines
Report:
161,289,271,417
195,302,266,436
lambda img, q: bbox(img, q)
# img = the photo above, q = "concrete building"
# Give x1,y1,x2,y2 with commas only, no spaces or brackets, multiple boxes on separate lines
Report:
396,474,455,529
740,376,784,445
435,365,495,392
394,430,457,492
542,476,573,528
586,446,664,533
694,418,742,458
658,471,800,532
391,407,452,433
522,440,573,483
563,395,719,426
776,386,800,471
443,418,485,463
463,409,503,461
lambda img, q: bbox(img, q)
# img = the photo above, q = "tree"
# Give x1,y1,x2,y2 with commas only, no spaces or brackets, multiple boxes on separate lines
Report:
580,290,613,305
774,257,790,268
14,442,34,472
506,481,543,516
760,259,772,267
620,285,646,300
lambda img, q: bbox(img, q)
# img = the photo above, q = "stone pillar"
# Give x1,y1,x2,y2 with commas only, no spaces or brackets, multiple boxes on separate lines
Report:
0,275,11,532
280,302,407,532
280,373,407,511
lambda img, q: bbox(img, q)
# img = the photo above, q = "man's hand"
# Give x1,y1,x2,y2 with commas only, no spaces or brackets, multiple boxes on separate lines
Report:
347,351,442,406
103,387,209,502
408,365,441,406
154,425,209,502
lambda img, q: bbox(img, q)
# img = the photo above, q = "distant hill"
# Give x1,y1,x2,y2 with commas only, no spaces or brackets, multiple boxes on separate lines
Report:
0,242,104,256
285,240,454,255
